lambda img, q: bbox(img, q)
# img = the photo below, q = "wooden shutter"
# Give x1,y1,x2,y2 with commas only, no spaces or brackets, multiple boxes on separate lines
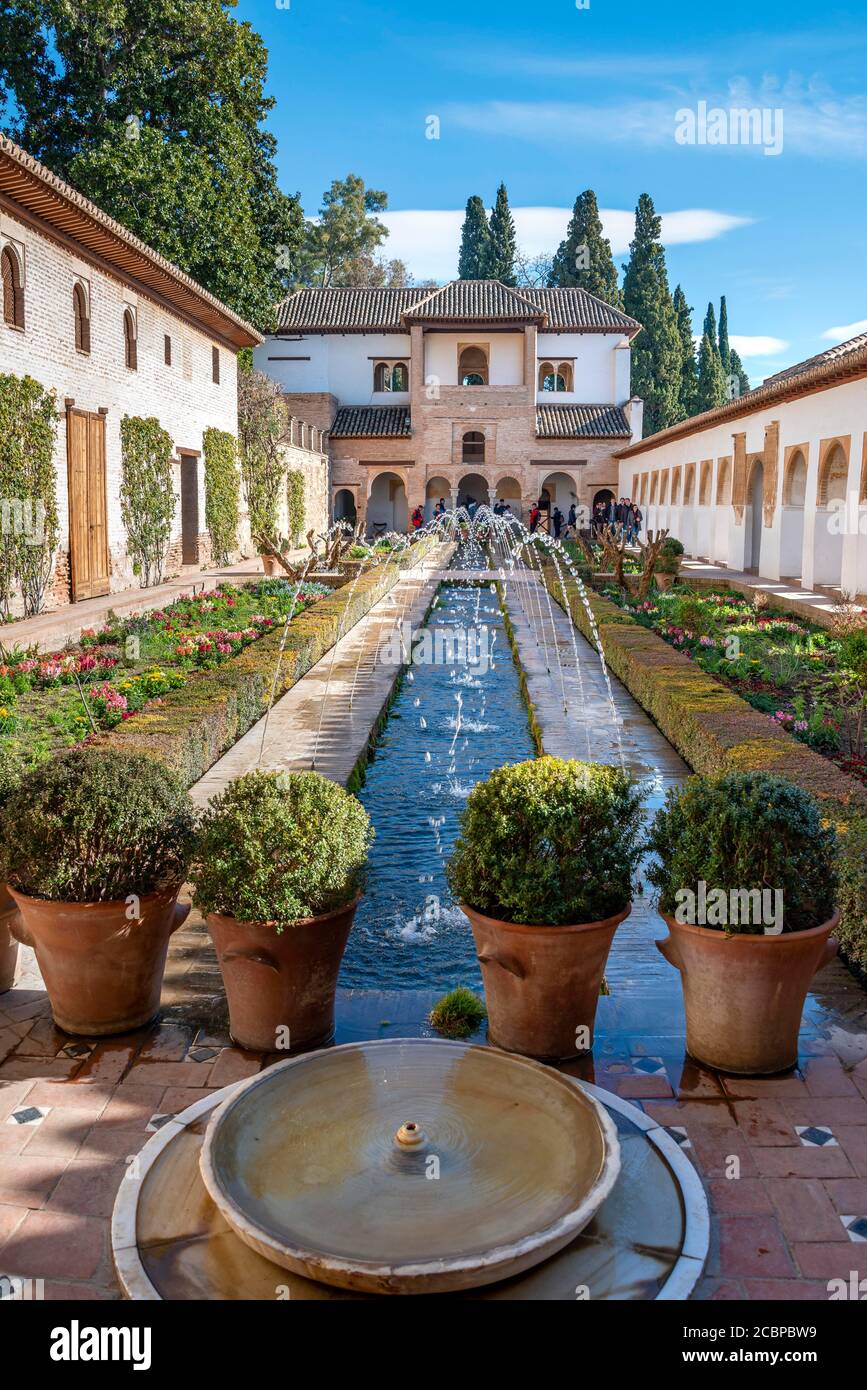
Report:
67,409,110,600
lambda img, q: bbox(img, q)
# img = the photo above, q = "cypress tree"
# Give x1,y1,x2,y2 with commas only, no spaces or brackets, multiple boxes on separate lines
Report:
458,196,493,279
718,295,731,372
696,331,727,411
728,347,751,399
622,193,682,435
673,285,698,420
549,189,623,307
703,301,718,354
488,182,517,285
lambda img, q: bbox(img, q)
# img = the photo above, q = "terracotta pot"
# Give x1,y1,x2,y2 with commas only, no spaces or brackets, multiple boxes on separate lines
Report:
206,898,359,1053
654,570,676,590
462,902,631,1061
260,553,279,577
0,897,19,994
656,911,839,1074
7,885,189,1035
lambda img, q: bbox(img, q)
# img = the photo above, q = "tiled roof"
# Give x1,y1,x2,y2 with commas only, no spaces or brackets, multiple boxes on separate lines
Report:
274,287,423,333
273,280,639,335
330,405,412,438
402,280,546,323
763,331,867,385
0,135,260,349
531,287,640,334
536,403,631,439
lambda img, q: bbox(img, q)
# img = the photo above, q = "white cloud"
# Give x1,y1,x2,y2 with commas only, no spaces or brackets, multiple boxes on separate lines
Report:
821,319,867,341
728,335,790,357
380,207,750,283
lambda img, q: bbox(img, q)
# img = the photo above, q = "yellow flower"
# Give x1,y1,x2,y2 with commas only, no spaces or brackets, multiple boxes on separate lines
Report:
0,707,8,717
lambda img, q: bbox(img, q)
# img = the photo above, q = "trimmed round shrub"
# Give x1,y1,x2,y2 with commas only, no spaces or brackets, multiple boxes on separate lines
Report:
655,537,685,574
190,770,372,930
1,747,196,902
445,756,645,926
837,815,867,977
645,770,837,934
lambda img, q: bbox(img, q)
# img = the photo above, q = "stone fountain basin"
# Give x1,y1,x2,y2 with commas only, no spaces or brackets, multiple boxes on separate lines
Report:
199,1039,620,1295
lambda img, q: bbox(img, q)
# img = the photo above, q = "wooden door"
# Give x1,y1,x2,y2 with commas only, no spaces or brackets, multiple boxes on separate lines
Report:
67,408,110,600
179,454,200,566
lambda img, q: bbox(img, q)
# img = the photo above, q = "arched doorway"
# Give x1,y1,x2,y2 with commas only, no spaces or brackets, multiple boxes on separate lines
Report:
780,450,807,579
457,472,489,510
425,475,451,522
540,472,578,535
713,457,731,563
333,488,357,525
493,475,521,520
813,441,848,587
458,346,488,386
367,471,408,535
745,458,764,573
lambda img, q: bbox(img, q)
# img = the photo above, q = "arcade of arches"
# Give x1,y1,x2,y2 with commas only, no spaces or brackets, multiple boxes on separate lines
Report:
338,467,591,533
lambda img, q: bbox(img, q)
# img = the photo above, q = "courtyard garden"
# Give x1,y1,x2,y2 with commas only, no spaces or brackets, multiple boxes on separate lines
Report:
0,577,332,767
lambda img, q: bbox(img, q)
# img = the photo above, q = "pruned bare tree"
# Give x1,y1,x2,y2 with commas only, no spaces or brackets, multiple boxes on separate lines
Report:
599,524,629,589
635,528,670,601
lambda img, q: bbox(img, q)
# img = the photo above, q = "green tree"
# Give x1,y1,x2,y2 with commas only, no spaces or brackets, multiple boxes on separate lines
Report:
300,175,389,287
119,416,175,588
458,196,493,279
0,0,304,329
237,365,287,546
718,295,731,371
672,286,698,420
549,189,623,308
728,347,751,400
488,182,517,285
696,332,727,412
622,194,682,435
703,301,718,354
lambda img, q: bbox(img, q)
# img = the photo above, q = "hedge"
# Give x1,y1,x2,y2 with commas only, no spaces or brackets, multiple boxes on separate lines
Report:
99,539,436,787
542,566,867,980
541,565,867,816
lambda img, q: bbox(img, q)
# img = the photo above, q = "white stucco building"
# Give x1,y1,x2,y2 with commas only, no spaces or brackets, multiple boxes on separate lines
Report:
0,134,261,609
256,281,643,531
616,333,867,600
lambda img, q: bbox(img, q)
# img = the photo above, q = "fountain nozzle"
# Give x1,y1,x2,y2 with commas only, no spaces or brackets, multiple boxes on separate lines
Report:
395,1121,426,1149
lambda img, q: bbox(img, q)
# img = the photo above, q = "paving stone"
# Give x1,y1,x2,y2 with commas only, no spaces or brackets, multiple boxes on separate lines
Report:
753,1146,855,1179
732,1099,797,1147
766,1178,851,1242
718,1215,796,1279
823,1178,867,1214
0,1155,68,1208
707,1178,773,1216
802,1057,860,1098
46,1162,128,1219
1,1209,106,1280
21,1107,97,1162
792,1243,867,1279
207,1048,263,1089
833,1127,867,1177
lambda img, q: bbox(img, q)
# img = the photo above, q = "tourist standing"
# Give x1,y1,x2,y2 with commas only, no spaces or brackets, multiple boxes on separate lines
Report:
552,506,563,539
529,503,540,533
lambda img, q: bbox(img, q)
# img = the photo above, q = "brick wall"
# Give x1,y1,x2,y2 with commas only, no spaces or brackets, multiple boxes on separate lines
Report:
0,207,239,612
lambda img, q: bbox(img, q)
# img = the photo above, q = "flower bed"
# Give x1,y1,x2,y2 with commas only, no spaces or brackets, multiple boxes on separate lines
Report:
604,586,867,787
0,577,332,767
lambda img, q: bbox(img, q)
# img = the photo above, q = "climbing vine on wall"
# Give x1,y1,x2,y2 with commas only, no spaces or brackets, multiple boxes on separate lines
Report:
119,415,175,588
0,373,59,617
203,428,240,566
238,366,288,546
286,469,305,547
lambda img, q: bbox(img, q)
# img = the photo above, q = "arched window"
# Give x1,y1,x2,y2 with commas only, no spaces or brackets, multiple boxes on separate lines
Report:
539,361,573,392
458,345,488,386
462,431,485,463
123,308,137,370
684,464,695,505
73,283,90,354
671,468,682,505
1,246,24,329
391,362,409,392
373,362,391,392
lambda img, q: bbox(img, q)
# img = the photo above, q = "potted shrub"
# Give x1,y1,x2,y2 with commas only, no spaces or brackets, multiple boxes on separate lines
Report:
0,747,29,993
2,748,195,1034
654,537,684,590
447,757,645,1060
647,770,839,1074
190,770,372,1052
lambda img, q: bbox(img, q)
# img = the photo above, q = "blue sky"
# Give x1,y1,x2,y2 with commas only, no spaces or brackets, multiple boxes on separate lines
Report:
239,0,867,383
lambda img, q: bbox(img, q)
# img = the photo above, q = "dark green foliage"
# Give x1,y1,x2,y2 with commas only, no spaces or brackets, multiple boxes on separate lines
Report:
837,816,867,975
622,194,682,435
446,756,645,926
190,770,372,929
119,415,175,587
458,196,493,279
703,301,718,353
549,189,624,308
429,987,487,1039
646,771,838,933
0,747,196,901
488,182,517,285
696,332,727,412
0,372,59,616
203,428,240,567
286,469,305,547
0,0,303,327
728,346,751,399
655,536,685,573
299,175,389,287
718,296,731,371
672,286,698,420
